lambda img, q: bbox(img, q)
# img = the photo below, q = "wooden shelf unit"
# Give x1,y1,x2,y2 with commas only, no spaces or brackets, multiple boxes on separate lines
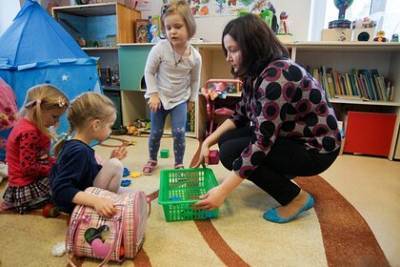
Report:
52,3,141,130
112,41,400,159
52,2,141,44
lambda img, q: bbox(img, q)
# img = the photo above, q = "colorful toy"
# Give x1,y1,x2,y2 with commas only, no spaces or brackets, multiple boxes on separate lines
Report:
123,167,130,177
202,79,241,137
374,31,387,42
208,150,220,165
160,148,170,158
169,196,182,201
130,171,142,178
390,34,399,42
279,11,289,34
42,203,60,218
329,0,354,29
121,179,132,187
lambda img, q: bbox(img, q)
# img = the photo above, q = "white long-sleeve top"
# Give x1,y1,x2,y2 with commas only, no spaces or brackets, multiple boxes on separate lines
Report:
144,40,202,110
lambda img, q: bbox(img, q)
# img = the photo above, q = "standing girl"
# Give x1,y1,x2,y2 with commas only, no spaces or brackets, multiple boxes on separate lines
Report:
50,92,126,217
194,14,341,223
143,0,202,175
3,84,69,213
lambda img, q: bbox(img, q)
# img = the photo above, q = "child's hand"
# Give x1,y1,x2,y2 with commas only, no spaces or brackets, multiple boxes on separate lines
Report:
148,94,161,112
111,146,127,160
94,197,117,218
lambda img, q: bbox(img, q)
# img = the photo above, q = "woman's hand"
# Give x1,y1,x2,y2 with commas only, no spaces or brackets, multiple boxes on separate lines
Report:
194,172,244,210
194,185,227,210
94,197,117,218
110,146,127,160
192,140,211,167
148,94,161,112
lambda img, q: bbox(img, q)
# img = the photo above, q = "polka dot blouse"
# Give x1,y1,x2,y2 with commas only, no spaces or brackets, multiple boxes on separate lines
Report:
231,58,341,178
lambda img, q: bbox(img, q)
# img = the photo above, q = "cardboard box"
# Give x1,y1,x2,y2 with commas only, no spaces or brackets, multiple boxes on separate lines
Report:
321,28,352,42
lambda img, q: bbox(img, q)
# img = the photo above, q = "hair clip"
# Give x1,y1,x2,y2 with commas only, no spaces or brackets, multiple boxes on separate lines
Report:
161,3,170,15
24,99,41,108
57,97,67,108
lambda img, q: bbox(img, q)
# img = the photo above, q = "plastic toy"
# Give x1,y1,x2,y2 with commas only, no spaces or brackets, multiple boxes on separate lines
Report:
130,171,142,178
160,149,169,158
169,196,182,201
279,11,289,34
42,203,60,218
390,34,399,42
121,179,132,187
202,79,240,137
329,0,354,29
123,167,130,177
374,31,387,42
208,150,220,165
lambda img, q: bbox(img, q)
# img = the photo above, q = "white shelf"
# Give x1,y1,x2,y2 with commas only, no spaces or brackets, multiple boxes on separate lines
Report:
293,41,400,52
118,43,155,47
83,46,118,51
52,3,116,16
329,98,400,107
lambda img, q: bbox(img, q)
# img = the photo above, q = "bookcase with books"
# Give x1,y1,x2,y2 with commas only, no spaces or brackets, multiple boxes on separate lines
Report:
118,41,400,159
293,42,400,160
194,42,400,160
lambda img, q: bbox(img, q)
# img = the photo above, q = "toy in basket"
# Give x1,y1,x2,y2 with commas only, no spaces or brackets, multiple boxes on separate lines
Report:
158,168,219,222
66,187,149,265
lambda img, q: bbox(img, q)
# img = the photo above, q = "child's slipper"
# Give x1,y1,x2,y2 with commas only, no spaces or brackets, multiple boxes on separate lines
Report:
174,164,184,169
143,160,157,176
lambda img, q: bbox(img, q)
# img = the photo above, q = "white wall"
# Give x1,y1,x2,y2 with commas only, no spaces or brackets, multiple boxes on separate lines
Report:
0,0,20,36
142,0,313,42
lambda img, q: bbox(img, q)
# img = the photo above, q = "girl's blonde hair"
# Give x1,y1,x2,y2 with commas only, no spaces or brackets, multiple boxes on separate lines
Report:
21,84,69,137
161,0,196,39
54,92,115,156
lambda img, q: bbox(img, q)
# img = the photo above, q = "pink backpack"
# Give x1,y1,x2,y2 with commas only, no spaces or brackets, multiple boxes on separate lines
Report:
66,187,149,265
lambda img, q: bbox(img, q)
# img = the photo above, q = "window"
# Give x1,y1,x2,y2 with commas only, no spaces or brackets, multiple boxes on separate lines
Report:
324,0,372,28
0,0,20,35
323,0,400,39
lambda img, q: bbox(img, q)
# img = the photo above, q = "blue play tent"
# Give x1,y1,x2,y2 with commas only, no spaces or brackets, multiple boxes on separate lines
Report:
0,0,100,133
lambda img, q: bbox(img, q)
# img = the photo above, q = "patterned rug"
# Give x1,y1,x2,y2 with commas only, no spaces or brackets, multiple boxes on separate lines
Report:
0,137,390,266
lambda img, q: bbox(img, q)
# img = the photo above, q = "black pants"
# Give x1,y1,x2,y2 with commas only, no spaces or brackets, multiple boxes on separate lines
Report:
218,127,339,205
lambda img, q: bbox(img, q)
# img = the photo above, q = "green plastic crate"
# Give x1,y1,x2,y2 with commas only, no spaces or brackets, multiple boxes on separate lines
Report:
158,168,219,222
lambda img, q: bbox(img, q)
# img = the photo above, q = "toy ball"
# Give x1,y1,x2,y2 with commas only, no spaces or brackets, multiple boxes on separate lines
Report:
91,238,112,258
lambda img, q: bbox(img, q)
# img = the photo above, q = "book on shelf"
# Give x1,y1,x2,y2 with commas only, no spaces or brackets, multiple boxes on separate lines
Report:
309,66,394,102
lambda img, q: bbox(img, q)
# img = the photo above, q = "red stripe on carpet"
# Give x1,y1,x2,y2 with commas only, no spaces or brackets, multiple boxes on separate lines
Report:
195,220,250,267
146,190,249,266
296,175,390,267
147,190,159,202
133,249,152,267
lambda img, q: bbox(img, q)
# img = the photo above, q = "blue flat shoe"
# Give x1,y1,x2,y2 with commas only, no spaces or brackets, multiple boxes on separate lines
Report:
263,194,315,223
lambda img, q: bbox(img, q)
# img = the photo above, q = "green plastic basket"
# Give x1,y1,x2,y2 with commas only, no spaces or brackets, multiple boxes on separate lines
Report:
158,167,219,222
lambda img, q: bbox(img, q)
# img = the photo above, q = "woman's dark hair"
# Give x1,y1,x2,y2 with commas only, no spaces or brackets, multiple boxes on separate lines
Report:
222,14,288,79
